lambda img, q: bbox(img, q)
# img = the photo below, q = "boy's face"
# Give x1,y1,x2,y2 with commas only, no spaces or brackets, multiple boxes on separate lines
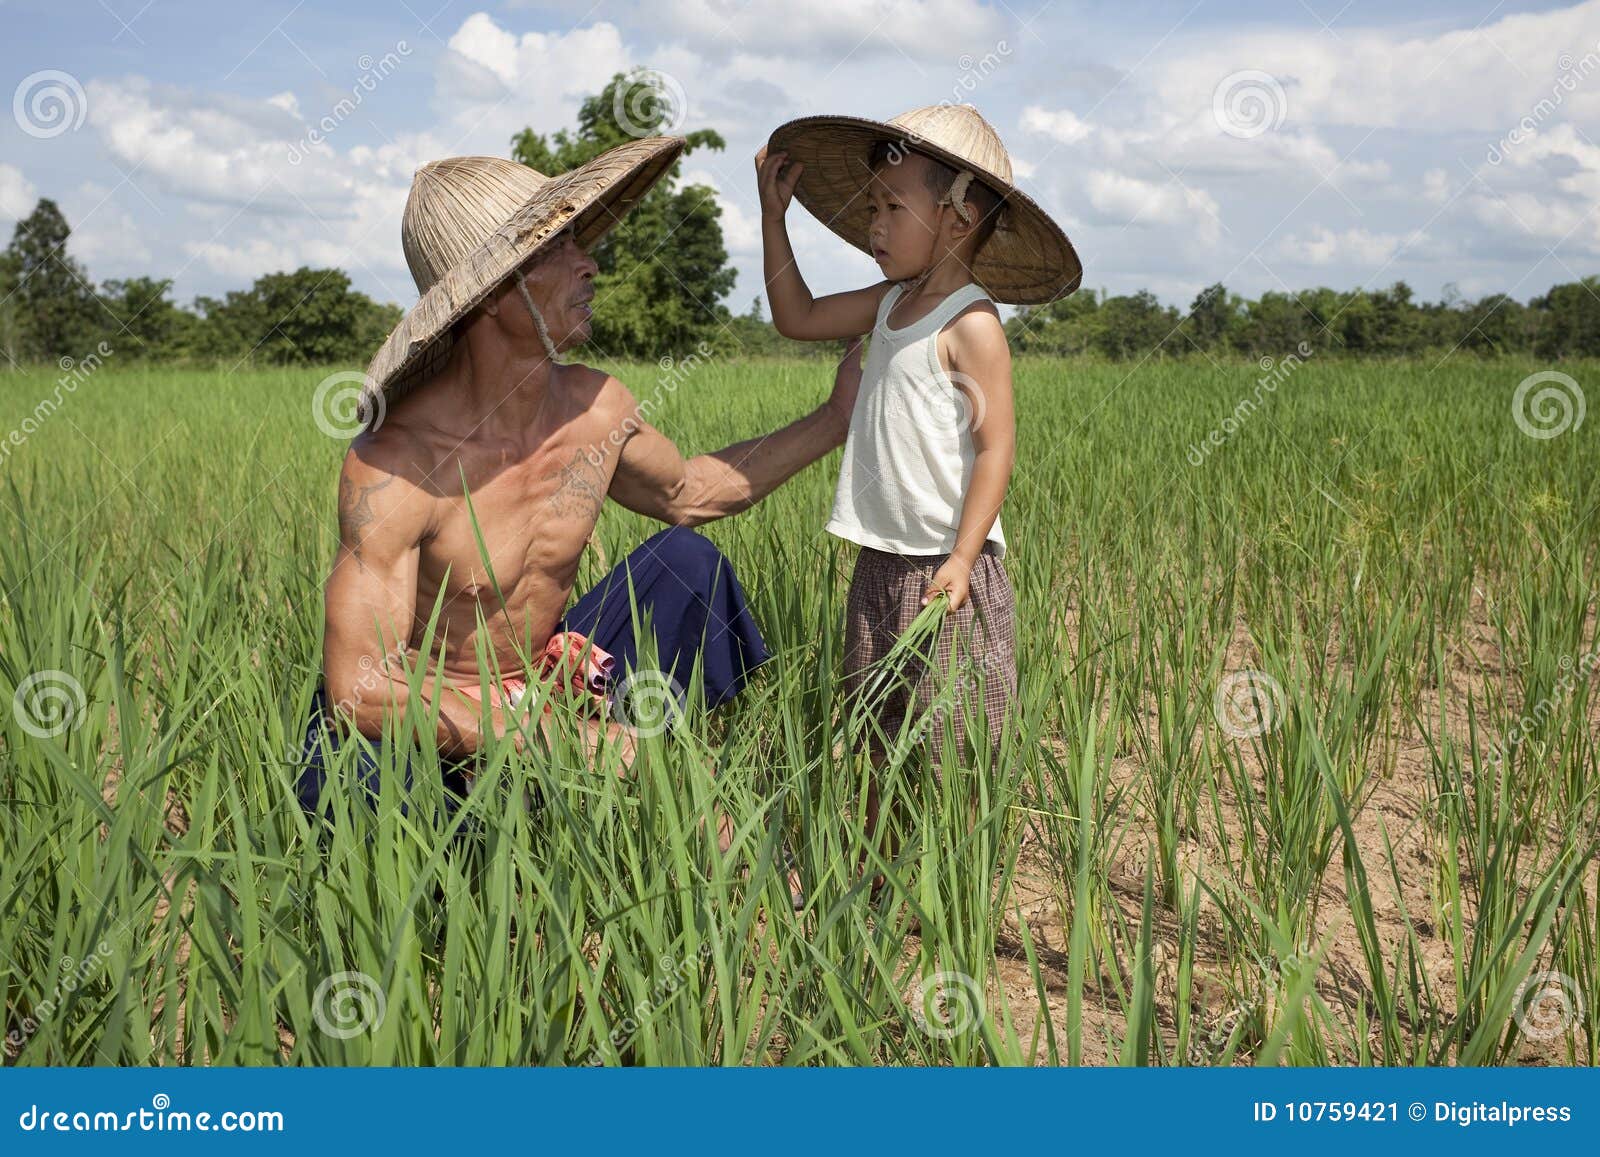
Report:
864,152,947,281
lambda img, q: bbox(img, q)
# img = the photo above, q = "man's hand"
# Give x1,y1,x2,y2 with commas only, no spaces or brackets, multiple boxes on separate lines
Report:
922,556,973,611
825,336,866,434
755,147,803,221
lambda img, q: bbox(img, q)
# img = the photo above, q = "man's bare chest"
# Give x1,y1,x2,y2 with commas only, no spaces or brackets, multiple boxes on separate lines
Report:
417,437,613,602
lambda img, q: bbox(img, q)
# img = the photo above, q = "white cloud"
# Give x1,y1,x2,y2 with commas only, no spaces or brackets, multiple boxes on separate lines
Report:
1020,104,1387,189
62,183,151,269
0,163,37,222
1466,121,1600,255
1276,226,1404,267
1020,106,1091,146
1422,168,1451,204
653,0,1006,62
1153,0,1600,133
267,91,302,121
436,15,632,147
1084,169,1222,246
448,13,523,87
17,1,1597,315
682,167,761,256
81,76,426,297
89,77,368,212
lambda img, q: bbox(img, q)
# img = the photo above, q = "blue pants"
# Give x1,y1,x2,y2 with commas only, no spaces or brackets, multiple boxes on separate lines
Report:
295,526,770,816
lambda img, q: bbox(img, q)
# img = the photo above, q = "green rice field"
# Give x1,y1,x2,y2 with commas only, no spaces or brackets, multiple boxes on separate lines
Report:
1,355,1597,1065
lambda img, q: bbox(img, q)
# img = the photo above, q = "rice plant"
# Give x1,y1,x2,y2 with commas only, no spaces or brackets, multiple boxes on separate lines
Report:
1,356,1596,1065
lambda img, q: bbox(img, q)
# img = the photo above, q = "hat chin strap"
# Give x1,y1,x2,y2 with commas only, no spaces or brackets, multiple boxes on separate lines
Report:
514,270,562,364
902,171,977,296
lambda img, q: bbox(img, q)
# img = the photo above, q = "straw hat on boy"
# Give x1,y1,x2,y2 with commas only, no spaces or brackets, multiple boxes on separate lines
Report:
767,103,1080,305
363,136,684,414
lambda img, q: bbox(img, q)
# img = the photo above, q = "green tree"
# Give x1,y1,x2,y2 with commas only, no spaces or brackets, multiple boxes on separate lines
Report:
1090,291,1179,359
193,267,400,365
718,295,823,358
4,198,102,362
1337,282,1423,356
1454,293,1527,355
510,70,735,358
1005,291,1101,356
1183,282,1238,352
1237,291,1317,356
0,249,20,368
98,276,196,359
1531,277,1600,358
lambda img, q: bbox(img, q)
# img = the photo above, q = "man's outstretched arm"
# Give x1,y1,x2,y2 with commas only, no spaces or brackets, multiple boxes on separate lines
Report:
608,339,863,526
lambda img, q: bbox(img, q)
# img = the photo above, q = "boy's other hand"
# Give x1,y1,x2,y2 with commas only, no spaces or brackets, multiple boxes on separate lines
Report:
824,336,865,432
922,558,973,611
755,147,803,221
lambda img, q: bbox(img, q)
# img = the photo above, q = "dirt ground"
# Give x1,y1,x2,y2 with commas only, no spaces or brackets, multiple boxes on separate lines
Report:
968,583,1598,1065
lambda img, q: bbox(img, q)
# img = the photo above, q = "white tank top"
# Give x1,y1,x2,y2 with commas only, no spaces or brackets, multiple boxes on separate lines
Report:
825,280,1006,559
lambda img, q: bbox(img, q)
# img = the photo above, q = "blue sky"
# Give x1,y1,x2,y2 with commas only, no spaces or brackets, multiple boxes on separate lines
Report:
3,0,1598,316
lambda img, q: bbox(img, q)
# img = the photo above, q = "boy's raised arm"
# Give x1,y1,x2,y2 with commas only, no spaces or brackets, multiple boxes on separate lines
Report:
757,147,892,341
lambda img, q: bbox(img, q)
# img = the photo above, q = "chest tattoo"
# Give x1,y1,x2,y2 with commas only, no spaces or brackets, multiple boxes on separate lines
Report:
544,447,605,521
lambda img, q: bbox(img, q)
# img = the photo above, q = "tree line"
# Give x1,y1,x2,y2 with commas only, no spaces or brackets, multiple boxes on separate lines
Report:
1005,280,1600,360
1,68,1595,369
0,199,403,368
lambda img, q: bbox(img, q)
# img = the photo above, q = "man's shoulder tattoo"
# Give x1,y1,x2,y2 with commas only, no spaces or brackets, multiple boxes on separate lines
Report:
338,471,397,568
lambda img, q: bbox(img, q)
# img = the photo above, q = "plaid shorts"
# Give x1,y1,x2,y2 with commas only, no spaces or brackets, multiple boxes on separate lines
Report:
842,541,1018,760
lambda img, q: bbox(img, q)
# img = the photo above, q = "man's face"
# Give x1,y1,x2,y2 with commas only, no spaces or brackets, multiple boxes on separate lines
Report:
496,226,600,353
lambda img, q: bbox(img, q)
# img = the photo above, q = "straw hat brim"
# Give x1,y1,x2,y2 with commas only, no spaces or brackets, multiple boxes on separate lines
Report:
366,135,685,409
767,115,1081,306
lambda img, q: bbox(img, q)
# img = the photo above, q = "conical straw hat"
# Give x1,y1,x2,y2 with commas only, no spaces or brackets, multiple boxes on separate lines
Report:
768,104,1080,305
364,137,684,412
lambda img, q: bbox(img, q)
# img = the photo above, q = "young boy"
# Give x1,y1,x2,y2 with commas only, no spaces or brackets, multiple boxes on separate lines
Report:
755,103,1081,861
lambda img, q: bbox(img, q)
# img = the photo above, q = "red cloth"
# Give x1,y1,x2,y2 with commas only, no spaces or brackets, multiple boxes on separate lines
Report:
535,630,615,704
451,631,614,715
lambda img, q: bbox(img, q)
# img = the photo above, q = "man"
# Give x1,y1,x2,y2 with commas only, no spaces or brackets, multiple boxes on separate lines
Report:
298,141,862,836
